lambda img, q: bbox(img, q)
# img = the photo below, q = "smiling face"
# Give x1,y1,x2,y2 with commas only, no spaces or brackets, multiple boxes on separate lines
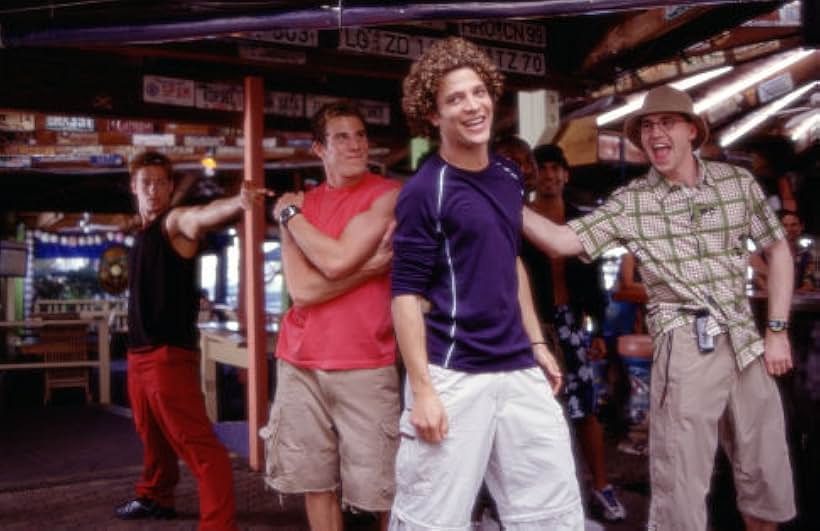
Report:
640,112,698,179
535,160,568,198
131,165,173,224
431,67,494,166
313,114,369,187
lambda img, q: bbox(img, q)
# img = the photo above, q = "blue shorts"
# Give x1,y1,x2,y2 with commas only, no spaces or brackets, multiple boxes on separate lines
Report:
552,305,598,420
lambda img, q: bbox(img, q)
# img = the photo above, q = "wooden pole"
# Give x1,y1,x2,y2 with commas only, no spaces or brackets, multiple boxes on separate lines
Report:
242,75,267,470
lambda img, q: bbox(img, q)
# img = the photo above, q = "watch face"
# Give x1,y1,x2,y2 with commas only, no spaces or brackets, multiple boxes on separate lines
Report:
768,320,787,332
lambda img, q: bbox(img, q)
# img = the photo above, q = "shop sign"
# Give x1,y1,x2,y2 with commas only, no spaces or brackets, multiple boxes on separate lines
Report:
483,45,545,76
680,51,726,73
665,6,692,20
215,146,244,157
733,40,781,62
239,45,307,65
236,137,279,149
183,136,226,148
458,20,546,49
90,154,124,167
106,119,154,134
339,27,438,60
265,91,305,117
45,115,95,132
196,82,244,112
0,111,35,132
358,99,391,126
32,152,99,164
757,73,793,104
339,28,545,76
133,133,176,147
636,62,680,84
242,29,319,47
0,155,32,168
56,131,99,145
165,123,211,135
143,75,195,107
305,95,390,126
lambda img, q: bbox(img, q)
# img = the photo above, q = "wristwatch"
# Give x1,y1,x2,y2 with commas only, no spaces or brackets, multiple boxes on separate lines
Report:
278,204,301,227
766,319,789,332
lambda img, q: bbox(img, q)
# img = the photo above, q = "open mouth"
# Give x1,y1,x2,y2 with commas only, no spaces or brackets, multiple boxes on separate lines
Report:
463,115,486,131
651,142,671,162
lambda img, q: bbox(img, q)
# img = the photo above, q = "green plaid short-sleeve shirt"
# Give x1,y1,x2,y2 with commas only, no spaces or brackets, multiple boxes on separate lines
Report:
567,158,784,369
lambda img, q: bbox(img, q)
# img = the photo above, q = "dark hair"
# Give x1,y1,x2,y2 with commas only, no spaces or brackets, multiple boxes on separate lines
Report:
778,209,801,222
311,100,367,144
402,36,504,138
493,135,532,155
129,151,173,181
533,144,569,169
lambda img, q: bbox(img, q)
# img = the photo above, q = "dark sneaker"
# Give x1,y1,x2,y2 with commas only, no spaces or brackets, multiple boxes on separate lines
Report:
590,485,627,521
114,497,177,520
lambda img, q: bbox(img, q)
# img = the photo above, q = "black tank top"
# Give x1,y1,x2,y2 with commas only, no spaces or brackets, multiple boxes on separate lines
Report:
127,212,199,351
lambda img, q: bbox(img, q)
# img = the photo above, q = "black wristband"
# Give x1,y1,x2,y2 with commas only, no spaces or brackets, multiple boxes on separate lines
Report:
531,341,548,346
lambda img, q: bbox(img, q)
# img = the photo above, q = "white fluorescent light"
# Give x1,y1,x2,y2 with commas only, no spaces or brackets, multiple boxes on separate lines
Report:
596,66,733,126
694,48,814,113
720,81,819,147
790,110,820,141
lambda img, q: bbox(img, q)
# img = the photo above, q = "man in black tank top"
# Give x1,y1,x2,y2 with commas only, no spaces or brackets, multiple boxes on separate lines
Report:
114,151,265,530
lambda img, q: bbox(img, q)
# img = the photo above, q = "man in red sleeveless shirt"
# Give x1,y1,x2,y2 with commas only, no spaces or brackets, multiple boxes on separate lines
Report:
116,151,264,530
262,101,400,531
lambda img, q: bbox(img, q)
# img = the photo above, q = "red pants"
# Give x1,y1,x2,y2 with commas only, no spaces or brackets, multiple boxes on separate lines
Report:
127,346,236,531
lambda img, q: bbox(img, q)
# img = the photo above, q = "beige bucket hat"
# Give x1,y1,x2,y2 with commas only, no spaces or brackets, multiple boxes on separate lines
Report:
623,85,709,150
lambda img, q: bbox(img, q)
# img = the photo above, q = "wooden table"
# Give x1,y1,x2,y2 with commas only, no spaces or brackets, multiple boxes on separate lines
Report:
198,321,276,422
0,317,111,405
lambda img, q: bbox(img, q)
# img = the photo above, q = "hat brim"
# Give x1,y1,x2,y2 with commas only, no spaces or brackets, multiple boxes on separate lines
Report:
624,112,708,152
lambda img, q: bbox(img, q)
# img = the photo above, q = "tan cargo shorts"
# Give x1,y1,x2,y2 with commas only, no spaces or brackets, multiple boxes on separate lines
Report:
260,359,400,512
647,327,795,530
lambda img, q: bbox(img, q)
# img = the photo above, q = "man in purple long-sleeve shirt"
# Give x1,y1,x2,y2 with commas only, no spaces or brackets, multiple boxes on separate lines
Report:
388,36,584,531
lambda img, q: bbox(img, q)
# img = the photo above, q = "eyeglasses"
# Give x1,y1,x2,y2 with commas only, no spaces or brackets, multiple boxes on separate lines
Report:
640,116,688,134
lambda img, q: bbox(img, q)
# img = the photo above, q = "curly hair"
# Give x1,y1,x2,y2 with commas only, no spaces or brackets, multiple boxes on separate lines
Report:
402,36,504,138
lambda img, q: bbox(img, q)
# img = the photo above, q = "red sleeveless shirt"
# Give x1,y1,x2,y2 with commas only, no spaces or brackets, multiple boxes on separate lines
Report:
276,173,398,370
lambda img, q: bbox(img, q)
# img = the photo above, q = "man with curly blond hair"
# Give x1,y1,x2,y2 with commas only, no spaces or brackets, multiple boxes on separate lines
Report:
390,36,584,531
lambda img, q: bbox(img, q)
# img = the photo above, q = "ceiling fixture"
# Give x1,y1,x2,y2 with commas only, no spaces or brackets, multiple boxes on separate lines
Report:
719,81,819,147
201,148,218,177
694,48,814,114
596,66,733,126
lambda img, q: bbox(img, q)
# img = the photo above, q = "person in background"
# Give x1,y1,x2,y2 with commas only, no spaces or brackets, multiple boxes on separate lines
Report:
494,134,538,197
505,139,626,522
751,210,816,293
391,36,583,530
262,100,400,531
116,150,265,530
523,85,796,531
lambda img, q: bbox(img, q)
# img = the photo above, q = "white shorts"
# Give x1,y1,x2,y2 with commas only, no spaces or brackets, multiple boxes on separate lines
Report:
390,365,584,531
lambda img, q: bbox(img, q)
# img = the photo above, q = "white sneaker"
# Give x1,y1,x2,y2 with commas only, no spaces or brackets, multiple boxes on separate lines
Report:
590,484,627,521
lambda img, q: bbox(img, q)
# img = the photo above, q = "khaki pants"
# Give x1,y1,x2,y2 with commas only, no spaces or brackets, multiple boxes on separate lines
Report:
647,327,795,531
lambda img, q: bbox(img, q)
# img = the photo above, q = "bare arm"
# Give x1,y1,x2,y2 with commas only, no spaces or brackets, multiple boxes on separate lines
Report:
522,206,584,258
277,188,399,280
392,293,448,444
516,258,562,394
762,238,794,376
166,181,266,258
281,222,394,307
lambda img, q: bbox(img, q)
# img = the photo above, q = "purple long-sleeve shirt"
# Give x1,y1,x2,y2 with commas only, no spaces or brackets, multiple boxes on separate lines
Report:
391,152,536,373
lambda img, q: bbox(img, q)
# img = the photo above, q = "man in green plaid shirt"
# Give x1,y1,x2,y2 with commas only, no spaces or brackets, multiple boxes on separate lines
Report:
524,85,795,531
